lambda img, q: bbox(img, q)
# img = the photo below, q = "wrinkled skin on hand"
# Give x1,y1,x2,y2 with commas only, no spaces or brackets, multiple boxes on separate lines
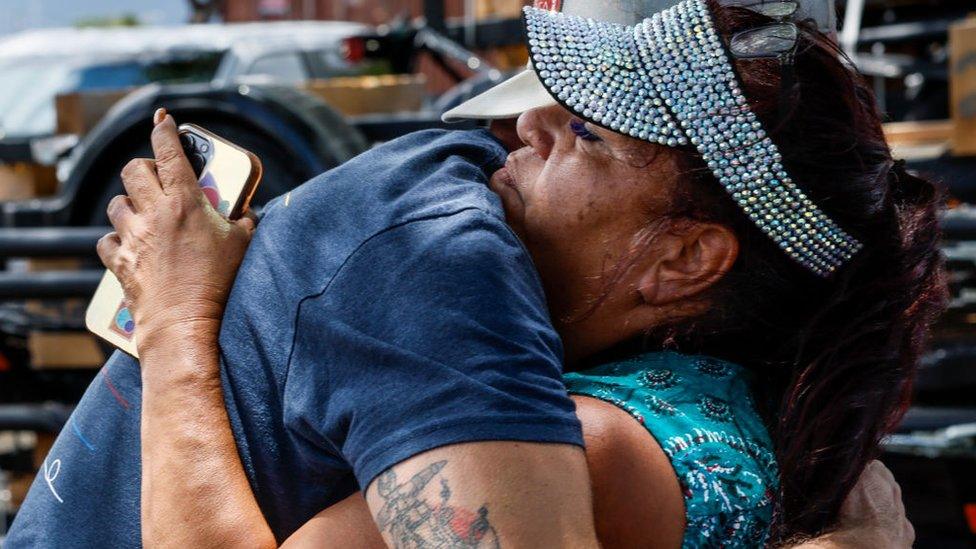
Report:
97,109,255,352
829,460,915,548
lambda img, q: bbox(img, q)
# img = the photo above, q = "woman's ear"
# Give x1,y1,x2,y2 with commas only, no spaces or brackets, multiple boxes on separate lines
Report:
636,222,738,306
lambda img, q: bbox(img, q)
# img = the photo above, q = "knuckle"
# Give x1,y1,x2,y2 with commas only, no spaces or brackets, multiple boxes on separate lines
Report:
121,158,149,179
169,197,190,220
129,223,148,242
106,195,126,221
152,128,183,163
95,235,110,256
155,146,182,167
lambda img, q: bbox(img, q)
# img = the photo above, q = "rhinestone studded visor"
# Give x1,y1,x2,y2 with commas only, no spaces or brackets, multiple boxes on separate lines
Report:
524,0,862,277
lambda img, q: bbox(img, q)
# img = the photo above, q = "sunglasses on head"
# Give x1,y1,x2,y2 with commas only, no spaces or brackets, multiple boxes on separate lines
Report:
726,1,801,117
728,1,799,59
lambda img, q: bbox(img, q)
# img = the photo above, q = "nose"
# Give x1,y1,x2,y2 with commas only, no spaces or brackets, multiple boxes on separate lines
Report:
516,105,570,161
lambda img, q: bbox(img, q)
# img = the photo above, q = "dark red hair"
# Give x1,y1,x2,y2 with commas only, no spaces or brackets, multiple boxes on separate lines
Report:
641,1,949,542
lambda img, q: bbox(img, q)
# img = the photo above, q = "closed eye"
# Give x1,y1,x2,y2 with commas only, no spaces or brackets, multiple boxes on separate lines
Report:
570,118,602,142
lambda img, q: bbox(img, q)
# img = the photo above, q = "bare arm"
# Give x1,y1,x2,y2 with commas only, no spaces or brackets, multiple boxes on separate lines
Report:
100,110,276,548
291,406,912,549
363,442,597,548
143,326,383,548
139,329,277,549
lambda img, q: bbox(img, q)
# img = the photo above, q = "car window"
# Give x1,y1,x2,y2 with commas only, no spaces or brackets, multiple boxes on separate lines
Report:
246,52,308,84
76,62,148,91
313,48,392,78
143,53,223,85
0,53,224,138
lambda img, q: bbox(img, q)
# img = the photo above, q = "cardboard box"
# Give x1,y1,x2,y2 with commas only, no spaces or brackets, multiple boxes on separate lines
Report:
950,17,976,155
884,119,954,145
28,331,105,369
0,162,58,199
475,0,526,19
884,119,954,162
8,472,35,507
55,89,132,136
305,74,427,116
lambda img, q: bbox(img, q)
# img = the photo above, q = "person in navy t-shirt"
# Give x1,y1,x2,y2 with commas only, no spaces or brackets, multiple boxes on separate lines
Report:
6,121,595,547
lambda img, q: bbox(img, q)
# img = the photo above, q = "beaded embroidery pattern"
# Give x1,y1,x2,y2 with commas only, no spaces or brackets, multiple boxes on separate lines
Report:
564,352,779,548
523,0,862,276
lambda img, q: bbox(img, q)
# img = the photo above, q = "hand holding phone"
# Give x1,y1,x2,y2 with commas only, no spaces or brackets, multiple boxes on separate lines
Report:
86,119,262,357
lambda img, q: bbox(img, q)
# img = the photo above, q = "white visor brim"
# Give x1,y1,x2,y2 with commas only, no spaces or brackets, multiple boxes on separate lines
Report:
441,69,558,123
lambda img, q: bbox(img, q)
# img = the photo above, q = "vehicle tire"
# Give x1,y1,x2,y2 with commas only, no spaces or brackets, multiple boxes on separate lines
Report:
255,85,369,165
85,92,367,226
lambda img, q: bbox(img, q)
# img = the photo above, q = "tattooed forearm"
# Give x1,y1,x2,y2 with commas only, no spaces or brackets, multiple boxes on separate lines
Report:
373,460,501,548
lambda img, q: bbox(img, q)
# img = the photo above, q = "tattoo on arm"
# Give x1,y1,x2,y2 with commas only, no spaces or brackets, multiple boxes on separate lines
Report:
374,460,501,548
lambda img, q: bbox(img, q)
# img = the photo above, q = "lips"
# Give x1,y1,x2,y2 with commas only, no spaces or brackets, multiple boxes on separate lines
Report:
499,152,523,190
495,165,516,191
488,155,525,219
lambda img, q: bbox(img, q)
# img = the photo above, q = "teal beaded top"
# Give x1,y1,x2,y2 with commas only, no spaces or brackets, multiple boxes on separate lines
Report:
564,351,779,548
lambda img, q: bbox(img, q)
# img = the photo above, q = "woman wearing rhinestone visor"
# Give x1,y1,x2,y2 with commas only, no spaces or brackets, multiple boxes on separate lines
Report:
90,0,939,547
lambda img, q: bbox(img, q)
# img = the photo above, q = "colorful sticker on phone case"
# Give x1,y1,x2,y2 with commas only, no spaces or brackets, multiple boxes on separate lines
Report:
109,301,135,340
199,172,230,216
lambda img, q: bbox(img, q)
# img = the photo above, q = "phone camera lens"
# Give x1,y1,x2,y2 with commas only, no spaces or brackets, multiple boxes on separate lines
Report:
189,153,206,176
198,142,210,154
179,134,194,151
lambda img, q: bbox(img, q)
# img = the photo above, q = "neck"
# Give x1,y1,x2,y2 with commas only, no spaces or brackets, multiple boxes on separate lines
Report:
556,315,630,370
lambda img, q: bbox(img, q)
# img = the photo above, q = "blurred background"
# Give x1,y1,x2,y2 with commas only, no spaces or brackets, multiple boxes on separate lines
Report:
0,0,973,546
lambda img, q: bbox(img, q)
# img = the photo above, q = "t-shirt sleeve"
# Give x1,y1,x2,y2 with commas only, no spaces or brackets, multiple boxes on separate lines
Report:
282,208,583,488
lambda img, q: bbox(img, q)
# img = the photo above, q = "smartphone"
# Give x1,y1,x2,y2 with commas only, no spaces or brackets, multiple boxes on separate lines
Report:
85,123,262,357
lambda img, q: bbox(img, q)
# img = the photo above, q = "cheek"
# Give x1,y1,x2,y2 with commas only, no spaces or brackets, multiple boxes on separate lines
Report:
529,159,637,237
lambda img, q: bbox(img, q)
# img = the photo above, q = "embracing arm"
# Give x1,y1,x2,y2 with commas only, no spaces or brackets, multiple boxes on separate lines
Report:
139,328,277,549
140,329,387,549
363,442,596,548
142,330,597,549
107,110,274,548
789,461,915,549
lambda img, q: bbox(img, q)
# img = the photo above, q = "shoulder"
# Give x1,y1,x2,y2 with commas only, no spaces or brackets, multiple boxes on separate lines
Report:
307,208,556,349
360,128,507,185
389,128,507,160
340,209,536,290
573,395,685,549
256,128,508,248
567,353,779,546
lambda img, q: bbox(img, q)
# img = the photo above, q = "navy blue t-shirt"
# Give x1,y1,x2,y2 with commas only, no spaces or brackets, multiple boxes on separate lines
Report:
7,130,583,546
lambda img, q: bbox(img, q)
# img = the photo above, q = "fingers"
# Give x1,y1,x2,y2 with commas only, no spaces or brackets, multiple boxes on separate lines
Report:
873,459,895,484
120,158,160,210
96,231,122,270
150,109,197,195
839,460,887,525
106,195,138,237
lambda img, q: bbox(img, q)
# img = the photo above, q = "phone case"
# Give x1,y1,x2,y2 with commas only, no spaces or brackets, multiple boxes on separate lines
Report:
85,123,262,357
